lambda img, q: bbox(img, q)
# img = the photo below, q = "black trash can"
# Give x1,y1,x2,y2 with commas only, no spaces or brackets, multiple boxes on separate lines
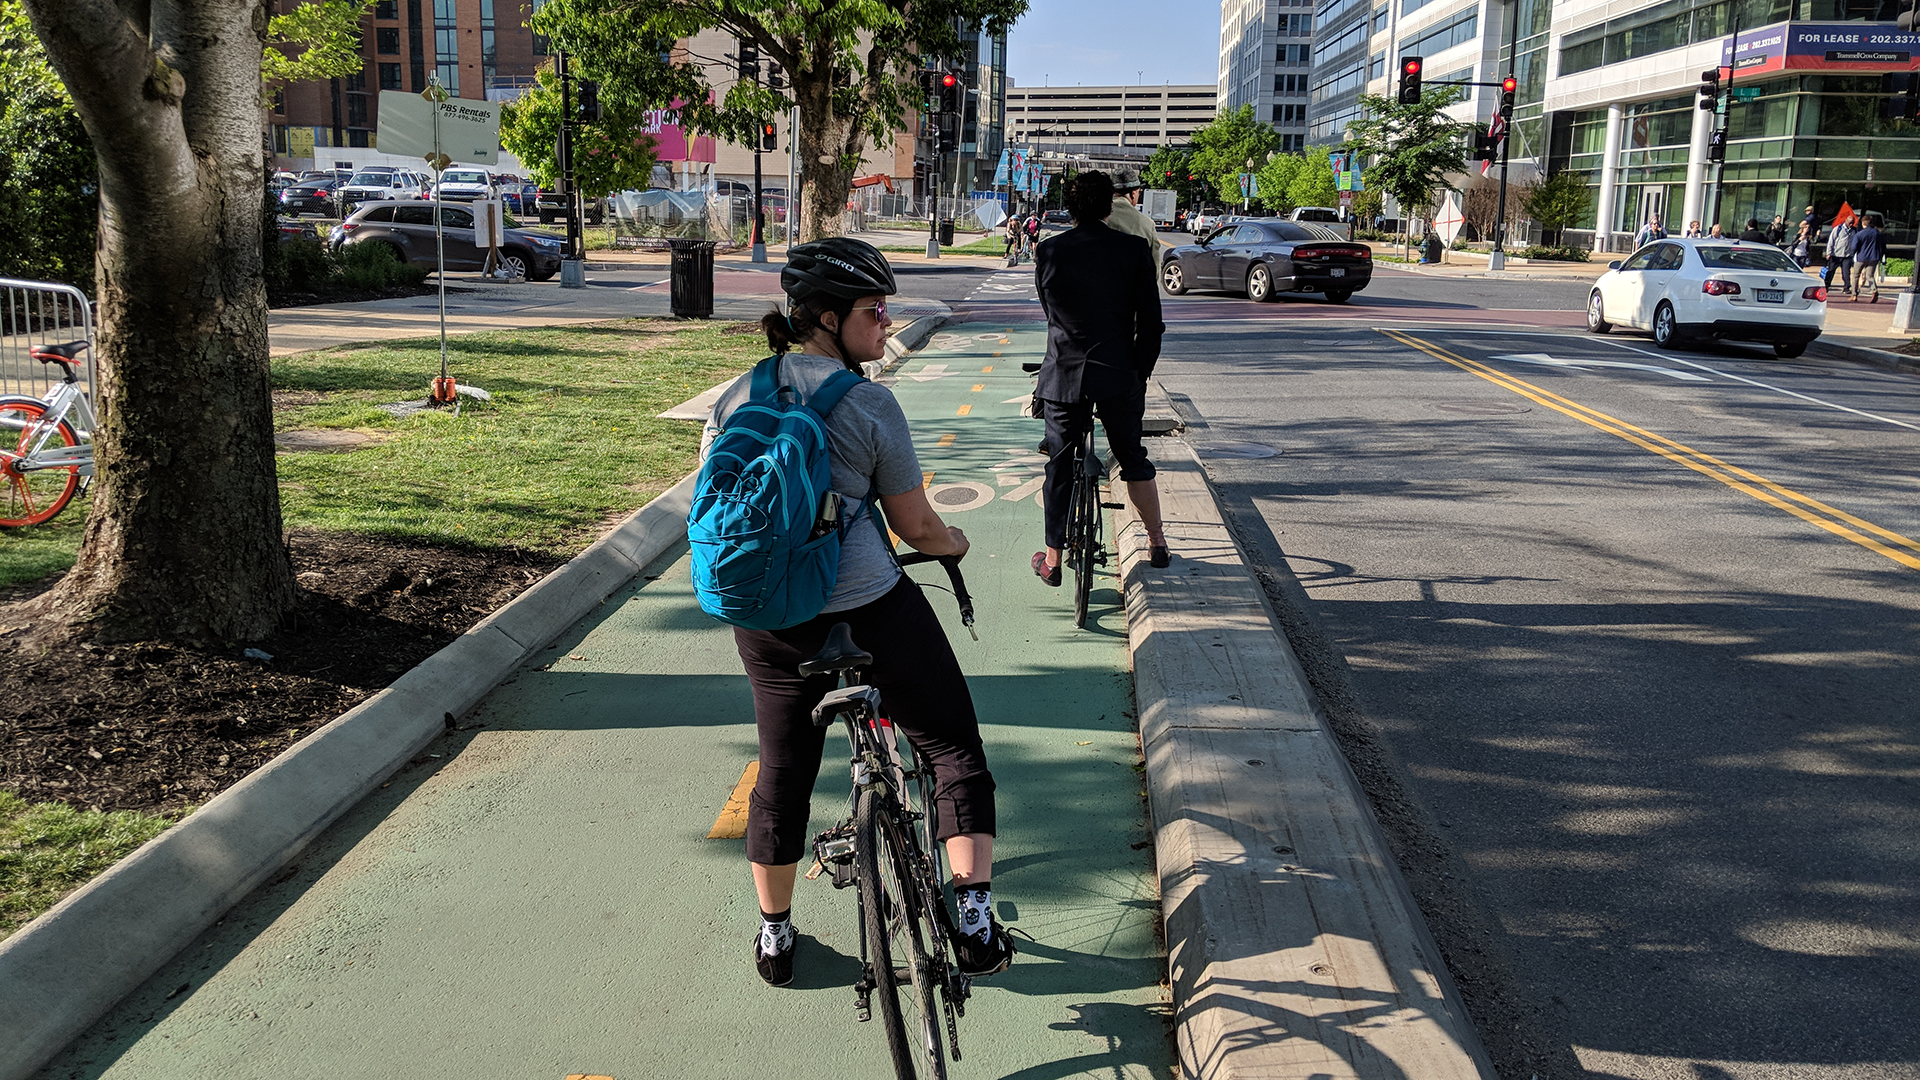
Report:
667,238,716,319
939,218,955,246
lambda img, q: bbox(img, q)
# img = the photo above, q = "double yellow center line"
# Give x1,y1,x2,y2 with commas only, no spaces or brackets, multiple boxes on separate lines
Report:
1379,328,1920,571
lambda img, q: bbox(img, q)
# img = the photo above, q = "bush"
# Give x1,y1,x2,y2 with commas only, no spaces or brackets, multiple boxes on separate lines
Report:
334,241,428,291
1887,257,1913,278
266,238,333,293
1516,244,1590,263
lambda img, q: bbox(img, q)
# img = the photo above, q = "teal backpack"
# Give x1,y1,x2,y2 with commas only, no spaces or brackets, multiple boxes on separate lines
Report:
688,355,880,630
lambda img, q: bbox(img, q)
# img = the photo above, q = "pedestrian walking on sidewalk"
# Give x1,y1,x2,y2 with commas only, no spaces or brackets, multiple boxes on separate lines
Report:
1633,215,1666,250
1851,214,1886,302
701,237,1014,988
1790,220,1813,267
1823,214,1858,296
1031,170,1171,584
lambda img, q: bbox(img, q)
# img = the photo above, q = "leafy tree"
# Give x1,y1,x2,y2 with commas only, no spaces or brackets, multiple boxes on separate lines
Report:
499,67,660,198
533,0,1026,242
263,0,375,92
1340,85,1469,232
9,0,371,645
1351,187,1383,225
1146,145,1193,200
1254,153,1305,215
0,1,96,286
1522,170,1591,245
1189,104,1279,207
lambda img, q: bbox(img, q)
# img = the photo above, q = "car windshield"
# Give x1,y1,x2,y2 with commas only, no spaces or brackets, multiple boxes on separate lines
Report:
1695,244,1801,272
347,171,393,185
443,171,488,184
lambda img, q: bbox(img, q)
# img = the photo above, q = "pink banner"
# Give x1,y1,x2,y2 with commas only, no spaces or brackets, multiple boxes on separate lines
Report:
640,100,716,163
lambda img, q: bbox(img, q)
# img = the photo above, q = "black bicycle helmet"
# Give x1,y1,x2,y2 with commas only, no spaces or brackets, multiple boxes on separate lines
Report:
782,237,898,303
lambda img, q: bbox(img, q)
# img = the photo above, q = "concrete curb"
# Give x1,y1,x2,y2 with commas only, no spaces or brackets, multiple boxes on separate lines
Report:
1116,439,1496,1080
0,311,952,1080
1810,335,1920,374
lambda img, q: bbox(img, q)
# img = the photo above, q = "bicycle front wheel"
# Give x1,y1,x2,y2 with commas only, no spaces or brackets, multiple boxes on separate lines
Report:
0,398,80,528
857,787,948,1080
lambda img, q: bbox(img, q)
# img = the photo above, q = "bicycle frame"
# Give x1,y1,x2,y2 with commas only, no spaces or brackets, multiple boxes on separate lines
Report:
5,381,97,477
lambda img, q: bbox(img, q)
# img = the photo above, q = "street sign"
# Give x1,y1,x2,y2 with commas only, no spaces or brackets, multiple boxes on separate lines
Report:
377,90,502,165
1731,86,1763,100
1339,190,1353,205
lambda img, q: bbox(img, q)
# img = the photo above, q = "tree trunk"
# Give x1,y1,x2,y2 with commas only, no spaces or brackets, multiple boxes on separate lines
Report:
789,62,857,243
19,0,295,644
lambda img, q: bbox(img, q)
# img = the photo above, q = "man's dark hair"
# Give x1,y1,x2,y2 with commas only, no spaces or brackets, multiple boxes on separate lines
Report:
1067,171,1114,224
1746,218,1760,230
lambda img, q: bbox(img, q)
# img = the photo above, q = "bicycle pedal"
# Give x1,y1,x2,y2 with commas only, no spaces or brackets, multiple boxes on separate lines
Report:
830,861,858,890
804,859,827,881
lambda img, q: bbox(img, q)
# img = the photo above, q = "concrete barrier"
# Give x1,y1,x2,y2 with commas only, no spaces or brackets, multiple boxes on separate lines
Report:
1116,438,1497,1080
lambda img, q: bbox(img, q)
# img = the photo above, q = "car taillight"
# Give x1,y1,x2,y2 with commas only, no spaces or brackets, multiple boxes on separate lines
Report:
1702,279,1741,295
339,221,358,232
1803,285,1826,301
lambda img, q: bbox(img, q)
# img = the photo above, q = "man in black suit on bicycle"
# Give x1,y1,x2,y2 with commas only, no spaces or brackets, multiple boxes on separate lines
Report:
1031,170,1171,585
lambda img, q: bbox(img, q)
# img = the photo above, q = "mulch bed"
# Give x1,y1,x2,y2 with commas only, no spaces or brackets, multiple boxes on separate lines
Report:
0,532,562,816
267,282,444,309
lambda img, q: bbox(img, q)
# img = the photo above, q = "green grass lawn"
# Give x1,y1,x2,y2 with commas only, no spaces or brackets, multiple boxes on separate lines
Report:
877,234,1005,257
1,792,179,938
1,319,768,590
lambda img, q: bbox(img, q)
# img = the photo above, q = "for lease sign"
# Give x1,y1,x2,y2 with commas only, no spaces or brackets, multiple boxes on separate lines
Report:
1722,21,1920,78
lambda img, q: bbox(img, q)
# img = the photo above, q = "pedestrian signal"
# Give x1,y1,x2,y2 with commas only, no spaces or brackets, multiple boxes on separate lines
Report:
761,122,777,151
576,80,601,124
1707,128,1727,162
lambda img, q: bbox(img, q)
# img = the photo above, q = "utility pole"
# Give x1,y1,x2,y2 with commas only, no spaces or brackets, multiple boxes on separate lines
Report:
1489,0,1519,270
556,50,584,286
1710,5,1742,230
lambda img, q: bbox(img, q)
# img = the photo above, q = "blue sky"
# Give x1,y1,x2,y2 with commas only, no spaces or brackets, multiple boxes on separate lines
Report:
1005,0,1219,89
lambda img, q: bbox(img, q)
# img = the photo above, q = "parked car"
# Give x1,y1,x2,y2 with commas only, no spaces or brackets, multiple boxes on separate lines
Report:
1291,207,1342,223
328,200,565,281
435,168,496,202
1187,209,1219,234
1042,209,1072,226
1160,218,1372,303
275,217,320,243
535,188,606,225
1586,237,1824,357
337,169,429,214
501,183,540,215
278,179,338,216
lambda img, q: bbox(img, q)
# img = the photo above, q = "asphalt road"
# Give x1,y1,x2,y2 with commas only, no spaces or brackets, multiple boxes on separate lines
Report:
1139,272,1920,1080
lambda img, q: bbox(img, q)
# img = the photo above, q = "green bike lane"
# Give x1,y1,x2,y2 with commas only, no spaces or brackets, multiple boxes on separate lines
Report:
38,323,1174,1080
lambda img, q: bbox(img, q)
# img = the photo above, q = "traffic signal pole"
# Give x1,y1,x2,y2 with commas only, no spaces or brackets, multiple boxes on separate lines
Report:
1490,0,1520,270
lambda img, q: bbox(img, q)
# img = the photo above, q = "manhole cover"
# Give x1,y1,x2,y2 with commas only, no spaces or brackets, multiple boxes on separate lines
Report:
1433,400,1530,415
1192,441,1279,459
925,482,996,511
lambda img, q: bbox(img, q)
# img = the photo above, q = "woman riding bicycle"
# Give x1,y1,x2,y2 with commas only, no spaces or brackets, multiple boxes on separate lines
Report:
701,237,1015,988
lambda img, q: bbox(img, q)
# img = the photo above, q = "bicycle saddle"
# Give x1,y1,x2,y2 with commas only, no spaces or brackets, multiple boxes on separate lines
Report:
799,622,872,676
30,341,87,362
1021,362,1041,373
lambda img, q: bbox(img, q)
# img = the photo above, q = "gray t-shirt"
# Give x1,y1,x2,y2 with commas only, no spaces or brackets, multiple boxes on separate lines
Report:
700,352,922,613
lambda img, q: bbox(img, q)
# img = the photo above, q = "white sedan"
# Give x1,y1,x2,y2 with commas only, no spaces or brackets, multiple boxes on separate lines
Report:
1586,237,1826,358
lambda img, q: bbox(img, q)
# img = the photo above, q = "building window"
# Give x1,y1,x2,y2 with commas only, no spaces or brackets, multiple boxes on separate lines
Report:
1373,5,1389,33
1404,11,1478,59
433,0,458,92
344,70,366,91
346,94,369,126
1273,104,1306,125
1277,43,1312,66
374,0,397,17
349,129,371,148
480,0,496,89
379,62,403,89
377,27,400,54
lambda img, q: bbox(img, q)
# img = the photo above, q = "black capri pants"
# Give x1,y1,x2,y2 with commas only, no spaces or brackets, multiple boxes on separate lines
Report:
1040,382,1155,550
733,574,996,866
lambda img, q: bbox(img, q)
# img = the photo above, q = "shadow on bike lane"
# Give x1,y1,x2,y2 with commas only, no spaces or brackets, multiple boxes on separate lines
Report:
38,324,1174,1080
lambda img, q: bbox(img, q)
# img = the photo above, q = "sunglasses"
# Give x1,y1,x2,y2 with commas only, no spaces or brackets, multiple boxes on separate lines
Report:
847,299,889,320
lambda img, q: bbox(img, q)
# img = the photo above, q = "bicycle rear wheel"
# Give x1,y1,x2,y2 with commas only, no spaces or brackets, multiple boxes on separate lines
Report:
1070,445,1100,629
0,398,80,528
857,787,948,1080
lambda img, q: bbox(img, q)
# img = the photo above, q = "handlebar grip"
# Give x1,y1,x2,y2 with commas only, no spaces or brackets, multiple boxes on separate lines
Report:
896,552,976,636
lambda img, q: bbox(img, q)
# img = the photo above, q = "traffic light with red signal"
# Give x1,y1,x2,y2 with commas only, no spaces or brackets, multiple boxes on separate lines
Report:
1398,57,1422,104
940,71,962,115
1499,75,1516,119
761,122,777,151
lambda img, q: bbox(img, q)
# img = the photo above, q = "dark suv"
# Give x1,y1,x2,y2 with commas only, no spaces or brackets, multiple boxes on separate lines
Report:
328,201,565,281
535,188,606,225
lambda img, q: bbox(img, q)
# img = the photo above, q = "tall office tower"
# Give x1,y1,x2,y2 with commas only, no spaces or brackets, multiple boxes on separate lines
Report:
1219,0,1313,153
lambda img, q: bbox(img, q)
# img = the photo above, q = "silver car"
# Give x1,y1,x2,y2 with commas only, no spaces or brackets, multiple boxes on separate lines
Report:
328,200,565,281
435,168,496,202
337,169,430,215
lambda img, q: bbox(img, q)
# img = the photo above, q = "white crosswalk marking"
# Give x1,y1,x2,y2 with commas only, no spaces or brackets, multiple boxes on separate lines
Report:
963,271,1040,303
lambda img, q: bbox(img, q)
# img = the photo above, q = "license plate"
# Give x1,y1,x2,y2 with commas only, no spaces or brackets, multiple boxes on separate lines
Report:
1757,288,1786,303
1331,268,1346,278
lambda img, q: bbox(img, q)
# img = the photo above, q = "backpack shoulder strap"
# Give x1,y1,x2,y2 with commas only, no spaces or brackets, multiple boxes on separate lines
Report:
805,367,867,420
747,355,783,401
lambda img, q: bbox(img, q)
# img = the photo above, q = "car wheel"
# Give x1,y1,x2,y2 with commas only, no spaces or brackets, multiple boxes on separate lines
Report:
497,248,533,279
1652,301,1682,349
1247,264,1274,302
1774,341,1807,359
1587,291,1613,333
1323,289,1353,304
1162,261,1188,296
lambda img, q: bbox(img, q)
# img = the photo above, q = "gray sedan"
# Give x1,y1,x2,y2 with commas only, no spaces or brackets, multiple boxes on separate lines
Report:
328,201,565,281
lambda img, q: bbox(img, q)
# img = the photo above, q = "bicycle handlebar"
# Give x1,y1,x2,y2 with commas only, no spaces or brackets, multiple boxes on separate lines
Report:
896,552,975,639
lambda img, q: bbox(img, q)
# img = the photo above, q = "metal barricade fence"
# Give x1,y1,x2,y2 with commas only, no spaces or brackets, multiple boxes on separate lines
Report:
0,278,94,402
